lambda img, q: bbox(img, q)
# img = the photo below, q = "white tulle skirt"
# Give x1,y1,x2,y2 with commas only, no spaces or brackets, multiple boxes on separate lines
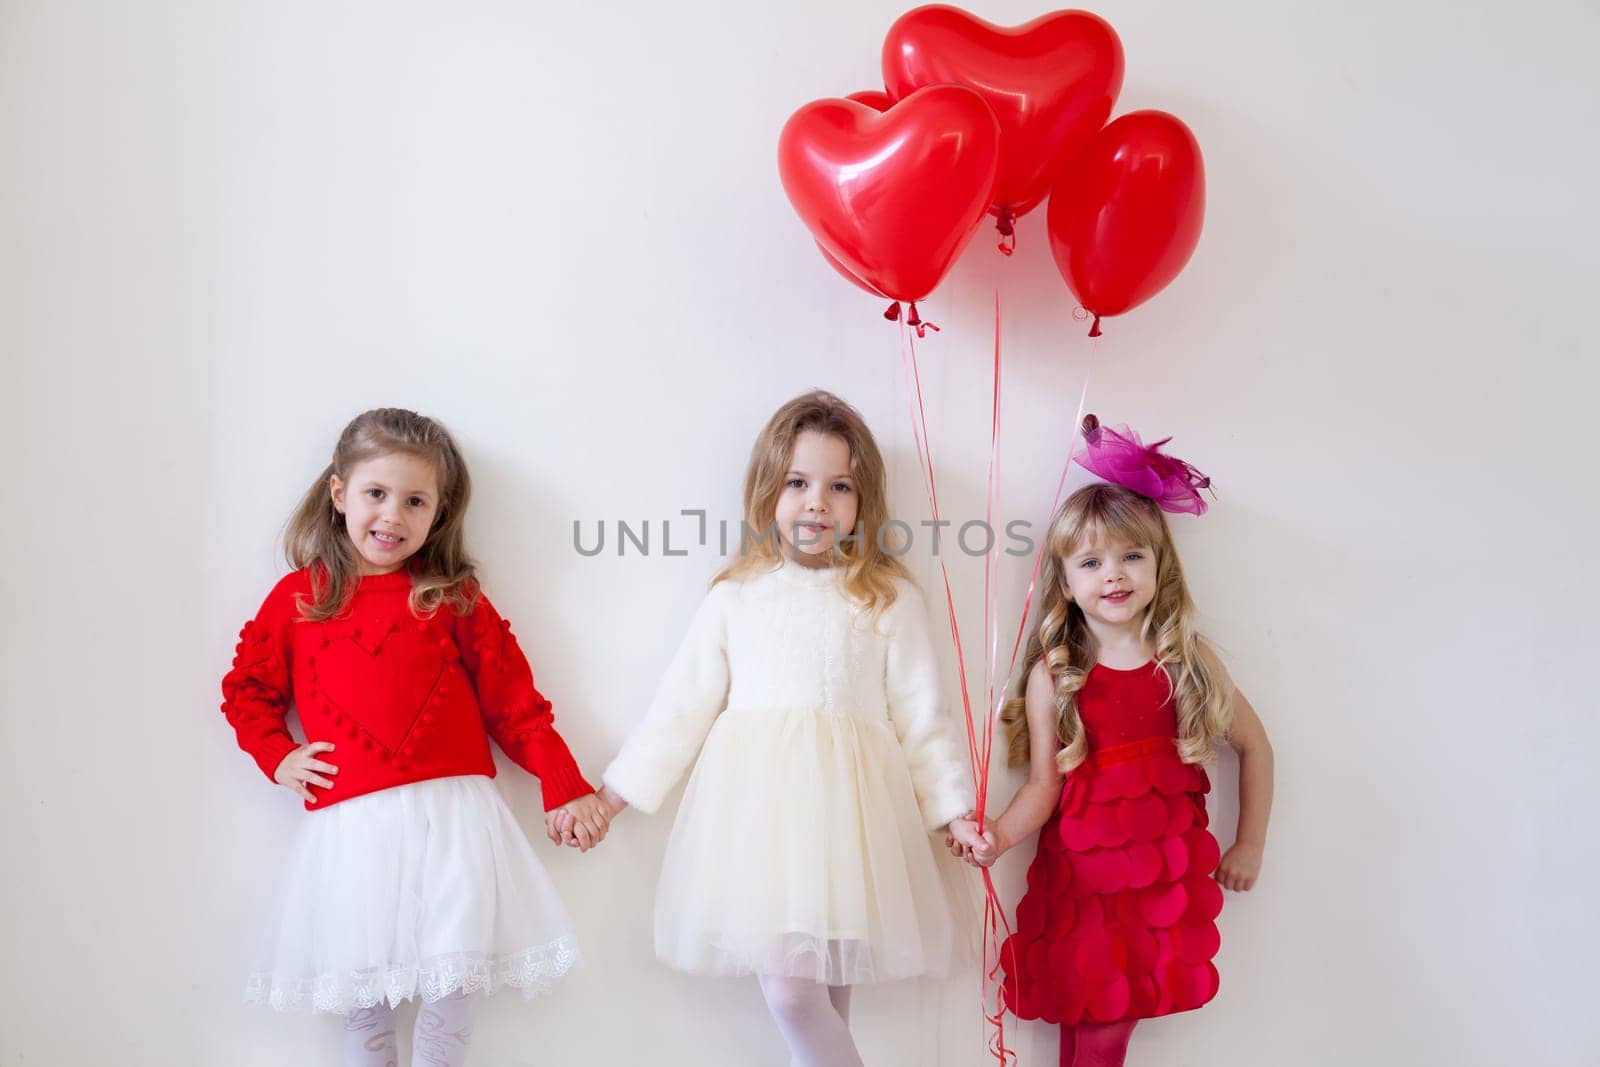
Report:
654,706,979,984
244,774,578,1013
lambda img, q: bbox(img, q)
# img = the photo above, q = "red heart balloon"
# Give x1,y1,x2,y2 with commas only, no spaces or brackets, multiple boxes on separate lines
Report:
1047,110,1205,321
845,89,893,111
812,90,894,298
818,243,889,299
883,5,1124,222
778,85,1000,303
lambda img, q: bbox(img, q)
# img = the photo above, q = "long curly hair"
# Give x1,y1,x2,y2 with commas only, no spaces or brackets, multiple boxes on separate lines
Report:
999,482,1232,773
714,390,909,615
282,407,478,621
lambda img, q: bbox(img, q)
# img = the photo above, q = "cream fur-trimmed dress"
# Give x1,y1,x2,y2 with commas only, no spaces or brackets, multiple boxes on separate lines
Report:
604,559,979,985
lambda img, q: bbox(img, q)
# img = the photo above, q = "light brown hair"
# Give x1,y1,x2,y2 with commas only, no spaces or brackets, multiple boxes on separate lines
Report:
283,408,478,621
715,390,909,614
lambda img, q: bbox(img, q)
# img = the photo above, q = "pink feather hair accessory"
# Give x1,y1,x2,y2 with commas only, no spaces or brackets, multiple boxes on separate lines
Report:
1073,414,1214,516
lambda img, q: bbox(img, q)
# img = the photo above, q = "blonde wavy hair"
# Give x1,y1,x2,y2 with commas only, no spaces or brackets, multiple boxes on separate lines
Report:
1000,482,1231,773
283,407,478,621
715,390,909,615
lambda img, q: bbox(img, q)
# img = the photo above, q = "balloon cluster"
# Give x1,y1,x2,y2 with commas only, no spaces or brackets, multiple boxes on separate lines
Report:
778,5,1205,332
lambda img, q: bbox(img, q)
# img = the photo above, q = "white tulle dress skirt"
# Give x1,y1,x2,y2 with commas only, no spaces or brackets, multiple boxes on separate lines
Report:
243,774,579,1013
653,706,979,984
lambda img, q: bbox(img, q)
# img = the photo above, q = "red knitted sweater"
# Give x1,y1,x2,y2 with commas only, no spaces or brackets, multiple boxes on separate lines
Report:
220,569,593,811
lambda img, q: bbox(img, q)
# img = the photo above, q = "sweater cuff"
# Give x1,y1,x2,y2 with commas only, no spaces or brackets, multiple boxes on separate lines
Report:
252,735,300,784
538,762,595,812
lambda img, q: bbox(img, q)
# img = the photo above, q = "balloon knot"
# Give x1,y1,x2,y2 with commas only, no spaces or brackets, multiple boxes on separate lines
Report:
995,207,1016,256
906,302,940,338
883,301,902,322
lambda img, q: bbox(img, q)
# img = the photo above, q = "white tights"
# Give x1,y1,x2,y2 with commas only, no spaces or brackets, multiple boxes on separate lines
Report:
342,991,474,1067
757,975,863,1067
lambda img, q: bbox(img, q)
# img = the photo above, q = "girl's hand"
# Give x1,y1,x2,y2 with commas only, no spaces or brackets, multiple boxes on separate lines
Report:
1216,841,1264,891
948,818,999,868
596,783,630,820
543,807,571,846
273,742,337,804
944,810,977,857
558,793,611,852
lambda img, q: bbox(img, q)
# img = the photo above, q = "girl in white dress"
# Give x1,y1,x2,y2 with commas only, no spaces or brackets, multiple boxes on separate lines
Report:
572,390,985,1066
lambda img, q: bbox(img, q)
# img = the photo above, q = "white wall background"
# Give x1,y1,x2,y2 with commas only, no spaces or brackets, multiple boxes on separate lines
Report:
2,1,1595,1064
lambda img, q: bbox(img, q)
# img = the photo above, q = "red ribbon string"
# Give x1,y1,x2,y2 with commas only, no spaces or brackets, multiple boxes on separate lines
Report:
982,330,1099,1066
1003,336,1099,707
894,291,1018,1065
980,285,1002,824
977,283,1017,1066
892,298,1101,1065
896,323,975,769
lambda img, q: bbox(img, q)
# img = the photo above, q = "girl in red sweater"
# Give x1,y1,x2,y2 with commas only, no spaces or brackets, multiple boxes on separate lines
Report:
220,407,609,1067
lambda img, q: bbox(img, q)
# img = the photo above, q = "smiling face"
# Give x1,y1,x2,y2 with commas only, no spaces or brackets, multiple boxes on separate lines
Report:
329,451,442,575
773,430,859,567
1058,525,1159,635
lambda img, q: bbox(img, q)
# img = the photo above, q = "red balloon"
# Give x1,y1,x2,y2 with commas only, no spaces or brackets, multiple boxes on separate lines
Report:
1047,110,1205,320
818,243,889,298
845,89,893,111
811,90,895,297
883,5,1124,222
778,85,1000,303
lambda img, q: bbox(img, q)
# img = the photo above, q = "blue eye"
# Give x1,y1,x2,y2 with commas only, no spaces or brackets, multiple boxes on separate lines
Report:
1124,552,1143,562
1081,559,1099,569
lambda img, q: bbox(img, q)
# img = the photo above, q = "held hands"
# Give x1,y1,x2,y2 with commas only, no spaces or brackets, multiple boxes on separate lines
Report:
547,784,630,853
545,792,612,852
1215,841,1264,891
273,742,338,803
945,813,1001,868
595,783,630,821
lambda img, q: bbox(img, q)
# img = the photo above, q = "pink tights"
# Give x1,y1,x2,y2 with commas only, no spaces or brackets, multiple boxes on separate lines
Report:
1060,1020,1137,1067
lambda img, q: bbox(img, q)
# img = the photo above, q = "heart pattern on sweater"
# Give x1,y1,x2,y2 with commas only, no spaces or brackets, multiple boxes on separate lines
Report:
314,621,445,754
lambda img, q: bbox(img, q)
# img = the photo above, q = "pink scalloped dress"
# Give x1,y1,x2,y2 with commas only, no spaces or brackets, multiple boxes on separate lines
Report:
1001,661,1223,1026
